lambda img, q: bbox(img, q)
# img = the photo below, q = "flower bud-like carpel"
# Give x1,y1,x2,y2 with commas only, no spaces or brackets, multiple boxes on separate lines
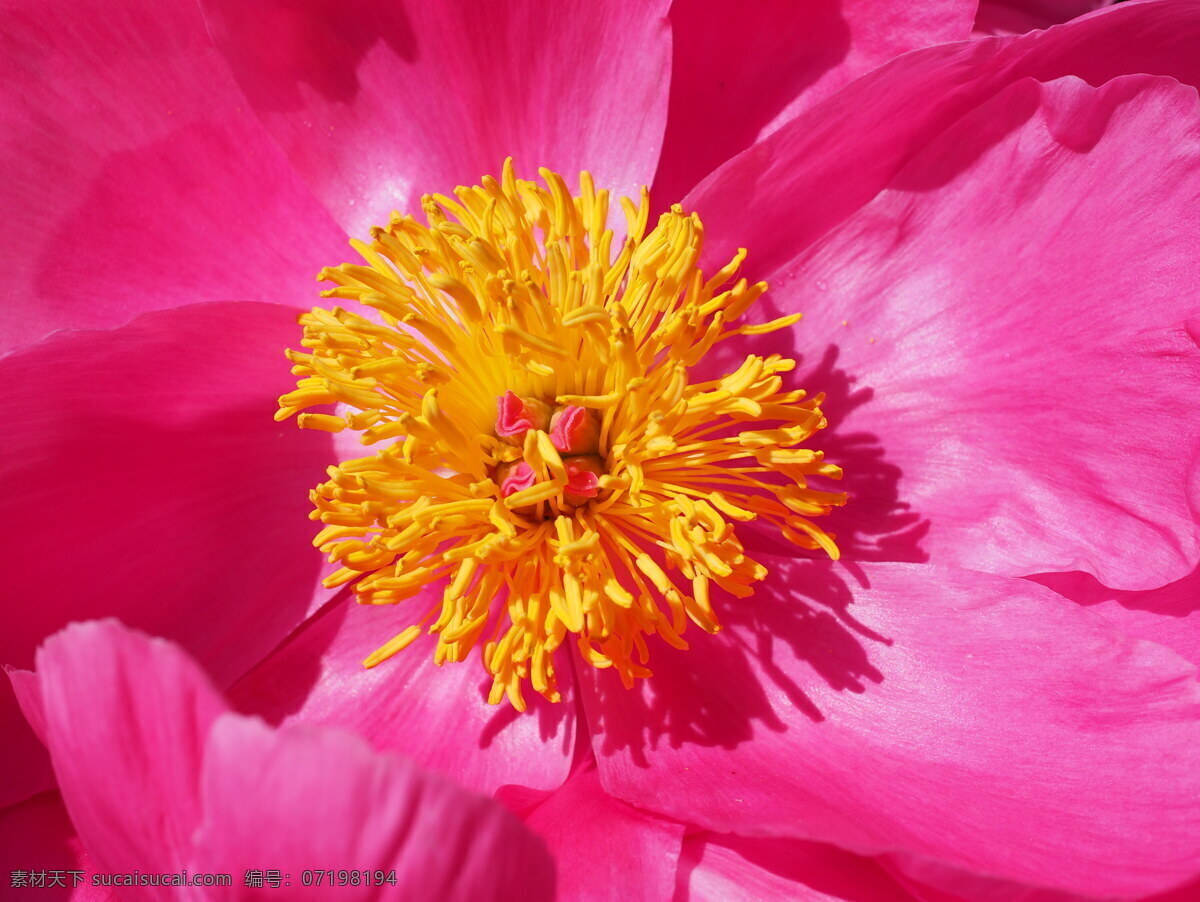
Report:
496,391,552,446
550,405,601,455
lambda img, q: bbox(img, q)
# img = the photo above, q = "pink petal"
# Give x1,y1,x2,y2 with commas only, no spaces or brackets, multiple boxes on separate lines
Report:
0,0,347,354
228,595,575,797
726,75,1200,588
199,0,672,236
883,852,1200,902
24,620,556,900
0,302,332,804
653,0,976,204
1030,566,1200,668
679,833,915,902
32,621,226,886
522,764,684,901
190,715,555,901
0,792,118,902
688,0,1200,277
583,561,1200,898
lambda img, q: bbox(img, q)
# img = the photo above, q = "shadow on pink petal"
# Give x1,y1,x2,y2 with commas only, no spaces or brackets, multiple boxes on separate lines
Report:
201,0,417,111
477,670,576,758
703,322,930,564
653,0,851,207
581,558,889,766
1030,564,1200,618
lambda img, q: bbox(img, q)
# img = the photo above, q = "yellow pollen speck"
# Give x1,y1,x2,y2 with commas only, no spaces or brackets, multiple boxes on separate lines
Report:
278,160,846,711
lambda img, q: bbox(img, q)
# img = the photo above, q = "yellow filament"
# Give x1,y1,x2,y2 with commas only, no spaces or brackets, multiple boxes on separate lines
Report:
279,161,845,710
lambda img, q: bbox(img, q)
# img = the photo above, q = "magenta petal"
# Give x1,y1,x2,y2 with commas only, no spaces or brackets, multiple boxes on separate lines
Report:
735,75,1200,587
689,0,1200,276
34,622,225,884
0,677,54,809
229,596,575,797
584,561,1200,898
0,792,117,902
0,302,332,805
190,715,555,901
679,833,915,902
523,764,684,901
0,0,347,354
199,0,672,236
654,0,976,203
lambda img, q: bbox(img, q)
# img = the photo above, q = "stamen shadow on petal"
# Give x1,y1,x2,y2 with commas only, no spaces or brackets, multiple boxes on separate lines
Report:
578,560,889,767
478,670,574,755
711,323,929,562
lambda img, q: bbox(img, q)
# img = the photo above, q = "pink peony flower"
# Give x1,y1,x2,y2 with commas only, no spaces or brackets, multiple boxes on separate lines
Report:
6,620,554,901
4,0,1200,899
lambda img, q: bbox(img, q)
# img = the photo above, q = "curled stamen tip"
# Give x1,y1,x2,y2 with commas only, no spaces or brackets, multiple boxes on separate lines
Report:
550,405,601,455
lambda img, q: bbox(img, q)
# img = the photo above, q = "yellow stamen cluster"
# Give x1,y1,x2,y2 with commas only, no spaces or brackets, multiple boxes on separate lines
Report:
278,161,845,710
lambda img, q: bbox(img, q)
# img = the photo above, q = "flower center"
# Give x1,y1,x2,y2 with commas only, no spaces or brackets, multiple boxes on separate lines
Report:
278,161,845,711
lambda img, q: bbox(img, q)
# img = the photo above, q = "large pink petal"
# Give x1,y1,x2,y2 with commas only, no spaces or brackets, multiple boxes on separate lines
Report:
678,833,915,902
189,715,555,901
653,0,976,204
0,302,331,806
688,0,1200,276
723,75,1200,588
27,621,226,897
0,0,347,355
199,0,671,237
228,594,575,798
583,561,1200,898
522,764,683,902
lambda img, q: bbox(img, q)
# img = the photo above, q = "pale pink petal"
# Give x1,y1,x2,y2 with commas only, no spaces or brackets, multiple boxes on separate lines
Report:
679,833,915,902
189,715,555,901
688,0,1200,276
975,1,1113,36
522,764,683,902
25,620,555,901
584,561,1200,898
32,621,225,892
199,0,671,236
1030,567,1200,668
719,75,1200,588
653,0,976,203
0,302,332,805
0,792,118,902
228,595,575,797
0,0,347,354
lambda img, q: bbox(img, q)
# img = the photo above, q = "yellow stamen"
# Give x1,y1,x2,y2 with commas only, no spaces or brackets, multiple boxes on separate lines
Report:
279,160,846,709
